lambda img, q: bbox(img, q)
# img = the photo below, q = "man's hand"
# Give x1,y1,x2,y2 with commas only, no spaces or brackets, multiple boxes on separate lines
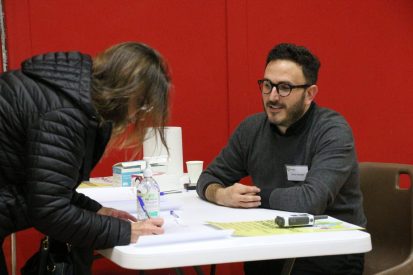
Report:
215,183,261,208
97,206,137,222
130,218,164,243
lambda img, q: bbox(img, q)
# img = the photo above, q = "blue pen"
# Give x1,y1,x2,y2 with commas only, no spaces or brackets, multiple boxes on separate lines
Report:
170,210,179,219
160,190,182,196
138,196,151,219
169,210,186,226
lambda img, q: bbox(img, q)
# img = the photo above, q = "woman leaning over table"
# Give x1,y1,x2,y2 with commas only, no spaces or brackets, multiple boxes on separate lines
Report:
0,42,169,275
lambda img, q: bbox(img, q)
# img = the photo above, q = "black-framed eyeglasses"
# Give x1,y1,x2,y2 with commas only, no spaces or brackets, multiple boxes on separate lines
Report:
257,79,310,97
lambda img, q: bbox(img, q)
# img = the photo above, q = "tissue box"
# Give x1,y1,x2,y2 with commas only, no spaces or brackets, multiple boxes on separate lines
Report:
112,160,146,187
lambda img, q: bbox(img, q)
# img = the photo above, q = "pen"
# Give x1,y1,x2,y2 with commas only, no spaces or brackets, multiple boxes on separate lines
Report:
170,210,188,226
137,196,151,219
170,210,179,219
160,190,182,196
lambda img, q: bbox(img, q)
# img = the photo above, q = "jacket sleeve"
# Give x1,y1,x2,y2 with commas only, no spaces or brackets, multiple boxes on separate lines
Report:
71,191,102,212
25,109,130,249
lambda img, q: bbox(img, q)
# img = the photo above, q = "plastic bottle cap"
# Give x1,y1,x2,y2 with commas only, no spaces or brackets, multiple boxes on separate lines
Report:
143,167,153,178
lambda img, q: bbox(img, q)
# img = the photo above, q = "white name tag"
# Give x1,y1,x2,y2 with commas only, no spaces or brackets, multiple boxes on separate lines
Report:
286,165,308,181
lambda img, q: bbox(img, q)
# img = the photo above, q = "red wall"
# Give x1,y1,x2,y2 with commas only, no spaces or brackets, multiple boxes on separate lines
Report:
227,0,413,165
2,0,413,274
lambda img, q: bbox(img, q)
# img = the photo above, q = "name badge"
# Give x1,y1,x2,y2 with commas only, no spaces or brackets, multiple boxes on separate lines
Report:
286,165,308,181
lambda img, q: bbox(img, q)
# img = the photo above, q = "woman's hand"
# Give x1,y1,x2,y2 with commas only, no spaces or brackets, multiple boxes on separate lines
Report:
97,206,138,222
130,218,164,243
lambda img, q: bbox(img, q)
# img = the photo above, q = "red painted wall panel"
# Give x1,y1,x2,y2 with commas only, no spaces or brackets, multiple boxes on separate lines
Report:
2,0,413,274
227,0,413,165
5,0,230,176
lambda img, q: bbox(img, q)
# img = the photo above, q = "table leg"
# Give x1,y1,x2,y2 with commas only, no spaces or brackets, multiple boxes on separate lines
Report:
281,258,295,275
193,266,204,275
11,233,16,275
210,264,216,275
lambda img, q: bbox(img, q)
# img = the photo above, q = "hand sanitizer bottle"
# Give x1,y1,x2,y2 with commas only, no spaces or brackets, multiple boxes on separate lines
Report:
135,166,160,220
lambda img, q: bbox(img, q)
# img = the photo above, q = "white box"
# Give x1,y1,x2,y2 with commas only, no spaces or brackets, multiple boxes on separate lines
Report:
112,160,146,187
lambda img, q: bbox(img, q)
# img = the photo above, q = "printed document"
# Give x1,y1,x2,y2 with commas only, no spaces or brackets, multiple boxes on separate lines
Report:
207,219,363,237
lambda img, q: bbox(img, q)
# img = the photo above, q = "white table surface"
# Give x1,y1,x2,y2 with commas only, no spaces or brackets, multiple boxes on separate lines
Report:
78,187,372,270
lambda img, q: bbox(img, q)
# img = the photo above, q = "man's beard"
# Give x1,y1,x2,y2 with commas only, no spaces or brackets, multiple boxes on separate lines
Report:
264,92,307,129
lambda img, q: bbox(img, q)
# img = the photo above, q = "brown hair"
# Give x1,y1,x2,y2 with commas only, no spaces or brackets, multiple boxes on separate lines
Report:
91,42,170,154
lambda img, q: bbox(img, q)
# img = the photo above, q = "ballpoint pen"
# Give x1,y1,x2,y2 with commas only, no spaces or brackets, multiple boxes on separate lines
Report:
137,196,151,219
160,190,182,196
169,210,186,226
170,210,179,219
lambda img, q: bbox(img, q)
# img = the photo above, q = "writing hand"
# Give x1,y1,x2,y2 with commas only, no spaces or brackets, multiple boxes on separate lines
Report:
216,183,261,208
130,218,164,243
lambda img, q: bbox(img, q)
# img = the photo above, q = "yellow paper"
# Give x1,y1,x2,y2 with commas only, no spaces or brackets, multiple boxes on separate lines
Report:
78,177,114,188
207,220,364,237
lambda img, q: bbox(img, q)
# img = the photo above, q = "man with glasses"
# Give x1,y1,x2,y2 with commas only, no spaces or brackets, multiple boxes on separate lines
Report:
196,43,366,274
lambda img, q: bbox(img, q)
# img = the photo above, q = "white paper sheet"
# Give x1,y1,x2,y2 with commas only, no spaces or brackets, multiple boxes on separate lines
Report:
136,226,233,247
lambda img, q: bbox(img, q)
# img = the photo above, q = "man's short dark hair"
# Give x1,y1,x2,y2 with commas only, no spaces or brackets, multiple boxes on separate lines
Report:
266,43,321,85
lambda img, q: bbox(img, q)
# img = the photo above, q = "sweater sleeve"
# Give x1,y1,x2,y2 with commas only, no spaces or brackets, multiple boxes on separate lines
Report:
25,109,130,248
197,121,249,200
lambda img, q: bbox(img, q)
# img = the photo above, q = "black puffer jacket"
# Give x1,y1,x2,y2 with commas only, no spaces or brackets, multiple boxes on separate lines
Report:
0,52,130,248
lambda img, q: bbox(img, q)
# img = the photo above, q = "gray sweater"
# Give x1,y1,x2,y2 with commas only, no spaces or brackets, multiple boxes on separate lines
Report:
197,103,366,227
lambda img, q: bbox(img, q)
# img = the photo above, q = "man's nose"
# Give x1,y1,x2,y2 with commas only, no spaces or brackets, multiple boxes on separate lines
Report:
268,87,280,100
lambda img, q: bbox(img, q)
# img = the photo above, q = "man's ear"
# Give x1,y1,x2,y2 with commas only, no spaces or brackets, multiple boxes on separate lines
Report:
305,85,318,103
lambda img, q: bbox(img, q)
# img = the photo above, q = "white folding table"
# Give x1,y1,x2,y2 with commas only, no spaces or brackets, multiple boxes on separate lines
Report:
78,187,372,271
